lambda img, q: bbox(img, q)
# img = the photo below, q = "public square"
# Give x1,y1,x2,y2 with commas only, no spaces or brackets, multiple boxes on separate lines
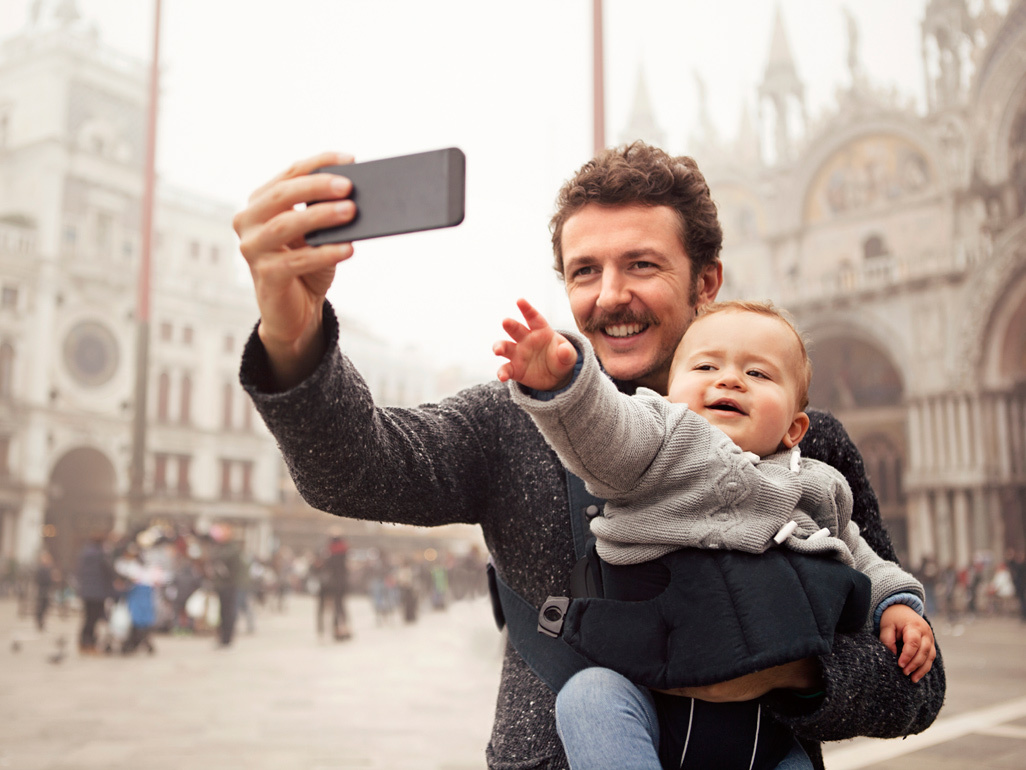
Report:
1,594,1024,769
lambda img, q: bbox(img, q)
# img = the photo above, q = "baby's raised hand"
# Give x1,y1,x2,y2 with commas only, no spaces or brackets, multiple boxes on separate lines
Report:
879,603,937,683
493,298,577,391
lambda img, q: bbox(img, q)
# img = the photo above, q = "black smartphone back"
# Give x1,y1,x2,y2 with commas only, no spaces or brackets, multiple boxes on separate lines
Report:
306,147,465,244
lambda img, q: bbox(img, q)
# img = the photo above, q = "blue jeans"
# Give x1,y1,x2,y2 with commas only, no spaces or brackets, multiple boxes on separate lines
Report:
555,668,813,770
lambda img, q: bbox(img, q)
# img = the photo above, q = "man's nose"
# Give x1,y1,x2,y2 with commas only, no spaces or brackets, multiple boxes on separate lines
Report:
596,271,631,310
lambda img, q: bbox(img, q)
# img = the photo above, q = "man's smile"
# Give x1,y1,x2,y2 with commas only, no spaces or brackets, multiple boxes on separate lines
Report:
603,323,649,338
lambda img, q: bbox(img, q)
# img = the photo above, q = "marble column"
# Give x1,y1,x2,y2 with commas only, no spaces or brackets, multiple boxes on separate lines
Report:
952,488,972,567
934,490,954,567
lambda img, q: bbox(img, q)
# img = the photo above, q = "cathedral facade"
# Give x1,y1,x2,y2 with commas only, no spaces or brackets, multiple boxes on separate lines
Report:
654,1,1026,571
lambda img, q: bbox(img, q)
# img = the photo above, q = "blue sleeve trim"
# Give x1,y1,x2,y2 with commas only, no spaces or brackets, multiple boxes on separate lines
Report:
523,349,585,401
873,592,925,632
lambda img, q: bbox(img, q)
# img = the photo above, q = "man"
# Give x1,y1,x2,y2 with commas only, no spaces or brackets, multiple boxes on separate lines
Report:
315,534,352,640
74,530,117,655
234,143,944,768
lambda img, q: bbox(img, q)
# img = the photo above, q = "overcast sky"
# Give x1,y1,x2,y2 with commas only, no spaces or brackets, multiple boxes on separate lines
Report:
1,0,939,380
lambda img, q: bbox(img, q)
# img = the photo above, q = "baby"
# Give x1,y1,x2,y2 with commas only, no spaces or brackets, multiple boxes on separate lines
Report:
495,298,936,770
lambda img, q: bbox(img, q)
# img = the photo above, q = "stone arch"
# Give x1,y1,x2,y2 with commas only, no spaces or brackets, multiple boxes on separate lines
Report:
971,3,1026,185
805,324,909,559
807,332,904,413
45,447,117,573
965,218,1026,389
800,131,939,227
778,115,950,232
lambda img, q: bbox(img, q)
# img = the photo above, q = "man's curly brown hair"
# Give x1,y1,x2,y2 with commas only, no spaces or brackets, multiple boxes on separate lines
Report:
549,142,723,278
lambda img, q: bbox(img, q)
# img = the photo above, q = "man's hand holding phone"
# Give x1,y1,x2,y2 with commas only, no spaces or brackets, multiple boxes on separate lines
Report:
234,151,359,391
233,147,465,391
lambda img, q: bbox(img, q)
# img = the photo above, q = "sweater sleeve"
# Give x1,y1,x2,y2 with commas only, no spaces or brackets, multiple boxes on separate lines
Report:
841,521,924,620
764,410,946,742
507,330,669,494
239,301,497,529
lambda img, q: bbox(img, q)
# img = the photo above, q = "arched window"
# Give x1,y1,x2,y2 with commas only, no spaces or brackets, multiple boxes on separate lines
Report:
179,374,192,425
0,342,14,398
862,234,888,260
223,381,234,430
156,371,170,422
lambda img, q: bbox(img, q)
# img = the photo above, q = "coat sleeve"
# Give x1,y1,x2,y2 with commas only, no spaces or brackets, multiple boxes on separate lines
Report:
764,410,945,741
240,302,499,529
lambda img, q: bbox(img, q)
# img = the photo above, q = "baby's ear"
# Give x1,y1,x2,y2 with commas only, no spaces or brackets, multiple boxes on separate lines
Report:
782,412,810,449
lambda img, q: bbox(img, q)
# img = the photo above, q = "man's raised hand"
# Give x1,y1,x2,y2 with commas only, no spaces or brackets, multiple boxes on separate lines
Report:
493,299,578,391
233,151,358,390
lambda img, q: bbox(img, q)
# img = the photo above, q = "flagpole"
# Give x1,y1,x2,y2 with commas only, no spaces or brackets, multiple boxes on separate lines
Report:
129,0,162,523
592,0,606,155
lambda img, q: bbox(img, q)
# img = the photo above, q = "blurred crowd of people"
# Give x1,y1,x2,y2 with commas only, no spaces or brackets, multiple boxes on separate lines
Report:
915,549,1026,624
2,525,491,655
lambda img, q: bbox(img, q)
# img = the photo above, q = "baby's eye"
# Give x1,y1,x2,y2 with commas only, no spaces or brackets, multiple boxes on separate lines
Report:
747,370,770,380
694,364,716,372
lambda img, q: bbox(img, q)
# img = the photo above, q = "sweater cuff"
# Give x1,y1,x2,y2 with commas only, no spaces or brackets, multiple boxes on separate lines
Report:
873,592,925,632
240,300,338,395
518,346,585,401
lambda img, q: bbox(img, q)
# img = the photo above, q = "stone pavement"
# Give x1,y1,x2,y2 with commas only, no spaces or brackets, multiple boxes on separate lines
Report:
1,595,1024,769
0,594,503,770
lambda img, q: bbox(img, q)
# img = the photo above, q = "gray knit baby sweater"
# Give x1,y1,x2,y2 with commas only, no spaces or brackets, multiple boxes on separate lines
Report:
508,330,923,619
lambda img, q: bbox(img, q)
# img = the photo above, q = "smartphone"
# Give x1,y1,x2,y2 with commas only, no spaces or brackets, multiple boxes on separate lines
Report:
305,147,465,244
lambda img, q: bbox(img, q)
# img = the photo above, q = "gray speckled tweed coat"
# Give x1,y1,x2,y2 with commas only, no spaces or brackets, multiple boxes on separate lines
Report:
241,303,945,770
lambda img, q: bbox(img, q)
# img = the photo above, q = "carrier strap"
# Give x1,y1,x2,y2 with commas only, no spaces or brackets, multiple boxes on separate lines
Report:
487,472,605,692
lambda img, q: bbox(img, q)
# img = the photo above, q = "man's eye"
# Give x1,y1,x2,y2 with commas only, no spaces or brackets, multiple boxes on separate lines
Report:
631,261,656,270
571,266,596,279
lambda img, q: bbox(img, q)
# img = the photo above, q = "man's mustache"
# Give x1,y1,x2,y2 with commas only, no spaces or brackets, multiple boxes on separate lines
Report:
582,310,658,333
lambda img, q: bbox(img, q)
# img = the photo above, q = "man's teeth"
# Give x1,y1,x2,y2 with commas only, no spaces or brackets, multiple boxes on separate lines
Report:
605,324,645,338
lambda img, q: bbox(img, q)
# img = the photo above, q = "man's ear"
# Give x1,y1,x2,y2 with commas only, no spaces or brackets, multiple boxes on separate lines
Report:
695,262,723,307
782,412,810,449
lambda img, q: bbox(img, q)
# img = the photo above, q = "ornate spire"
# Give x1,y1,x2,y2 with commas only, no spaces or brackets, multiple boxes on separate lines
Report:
53,0,82,26
734,99,762,166
759,4,807,163
618,64,666,149
842,6,865,88
685,70,721,157
921,0,972,110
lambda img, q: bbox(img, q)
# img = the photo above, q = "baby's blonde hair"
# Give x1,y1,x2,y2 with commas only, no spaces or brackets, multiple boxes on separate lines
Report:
671,300,813,411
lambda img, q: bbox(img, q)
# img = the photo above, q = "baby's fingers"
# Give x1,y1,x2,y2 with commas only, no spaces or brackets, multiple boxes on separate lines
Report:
495,360,514,383
902,633,937,683
897,631,921,669
555,337,577,368
516,298,551,331
500,317,530,343
879,623,898,656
